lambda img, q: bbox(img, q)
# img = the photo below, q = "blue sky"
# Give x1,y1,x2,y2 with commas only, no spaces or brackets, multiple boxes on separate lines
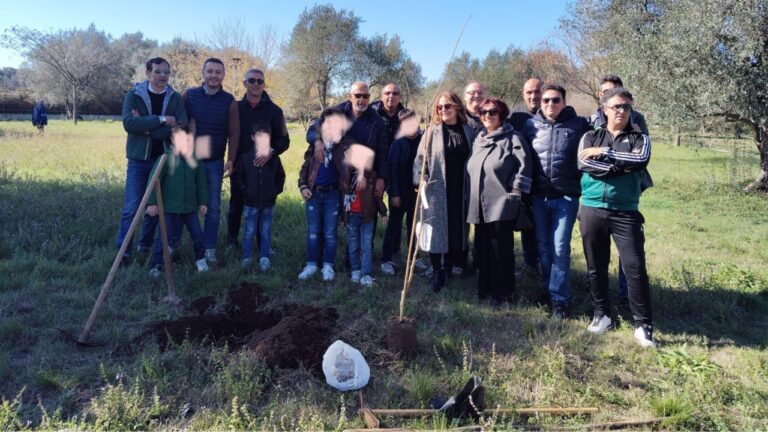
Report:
1,0,570,82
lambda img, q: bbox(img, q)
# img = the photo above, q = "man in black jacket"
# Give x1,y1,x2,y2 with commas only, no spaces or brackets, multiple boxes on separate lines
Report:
226,68,290,249
370,82,406,147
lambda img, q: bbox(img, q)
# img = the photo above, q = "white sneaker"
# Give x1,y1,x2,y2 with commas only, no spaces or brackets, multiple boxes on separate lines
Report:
451,265,464,276
241,258,251,269
196,258,209,273
380,261,396,275
204,248,218,263
298,264,318,280
321,264,335,281
634,324,657,348
360,275,374,287
414,258,428,271
148,267,162,278
587,314,613,334
259,257,271,272
351,270,362,283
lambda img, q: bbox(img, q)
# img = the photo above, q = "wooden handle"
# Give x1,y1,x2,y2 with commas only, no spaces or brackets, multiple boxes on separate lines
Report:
78,154,167,343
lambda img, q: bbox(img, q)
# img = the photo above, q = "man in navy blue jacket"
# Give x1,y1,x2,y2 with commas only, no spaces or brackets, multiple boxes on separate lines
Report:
182,58,240,264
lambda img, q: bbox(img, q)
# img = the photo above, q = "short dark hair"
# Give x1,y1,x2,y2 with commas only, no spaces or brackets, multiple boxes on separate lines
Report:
398,109,416,121
146,57,169,71
599,75,624,87
479,97,510,121
203,57,225,68
600,87,633,105
541,83,566,101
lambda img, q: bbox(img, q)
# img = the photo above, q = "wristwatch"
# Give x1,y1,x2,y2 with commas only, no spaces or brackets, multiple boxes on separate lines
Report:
159,115,167,125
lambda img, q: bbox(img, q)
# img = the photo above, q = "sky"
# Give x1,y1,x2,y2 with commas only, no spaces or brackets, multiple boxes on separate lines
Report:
0,0,571,82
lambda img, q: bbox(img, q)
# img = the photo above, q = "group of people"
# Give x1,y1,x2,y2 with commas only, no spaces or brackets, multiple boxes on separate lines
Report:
115,55,656,348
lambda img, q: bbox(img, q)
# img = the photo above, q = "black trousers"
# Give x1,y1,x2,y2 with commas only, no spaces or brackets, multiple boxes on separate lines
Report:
579,206,652,325
476,220,516,301
226,175,244,244
381,192,416,262
430,248,467,273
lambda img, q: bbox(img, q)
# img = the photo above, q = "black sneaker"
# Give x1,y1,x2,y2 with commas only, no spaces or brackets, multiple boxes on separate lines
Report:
550,302,570,320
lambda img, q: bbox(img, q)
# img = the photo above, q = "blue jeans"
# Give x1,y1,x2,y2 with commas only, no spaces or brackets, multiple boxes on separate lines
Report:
116,158,159,255
242,206,273,260
202,159,223,250
305,189,340,267
346,212,374,275
150,212,204,267
532,195,579,304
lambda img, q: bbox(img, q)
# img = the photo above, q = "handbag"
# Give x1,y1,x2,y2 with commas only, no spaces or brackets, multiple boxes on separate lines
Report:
513,199,534,231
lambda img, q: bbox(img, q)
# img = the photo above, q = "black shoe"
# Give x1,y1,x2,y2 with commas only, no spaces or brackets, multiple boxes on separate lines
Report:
432,269,446,293
550,302,570,320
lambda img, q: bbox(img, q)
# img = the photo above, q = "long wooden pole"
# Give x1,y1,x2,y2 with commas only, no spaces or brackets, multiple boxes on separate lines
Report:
398,16,472,320
78,154,167,344
360,408,599,417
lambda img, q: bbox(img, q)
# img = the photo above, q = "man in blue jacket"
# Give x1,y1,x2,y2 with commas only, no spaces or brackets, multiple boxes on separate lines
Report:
182,58,240,264
116,57,187,263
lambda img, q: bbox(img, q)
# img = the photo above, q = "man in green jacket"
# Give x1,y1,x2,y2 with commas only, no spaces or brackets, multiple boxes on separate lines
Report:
116,57,188,262
578,87,655,348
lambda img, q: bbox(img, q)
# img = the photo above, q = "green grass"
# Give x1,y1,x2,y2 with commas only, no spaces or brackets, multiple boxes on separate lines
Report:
0,119,767,429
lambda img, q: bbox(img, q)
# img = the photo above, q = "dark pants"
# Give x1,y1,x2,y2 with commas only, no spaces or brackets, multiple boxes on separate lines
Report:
430,249,467,273
226,174,244,244
381,192,415,262
520,228,538,268
150,212,204,267
476,220,516,301
579,206,652,326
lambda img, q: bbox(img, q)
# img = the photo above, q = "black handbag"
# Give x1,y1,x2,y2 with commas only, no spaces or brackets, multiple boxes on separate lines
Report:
513,200,534,231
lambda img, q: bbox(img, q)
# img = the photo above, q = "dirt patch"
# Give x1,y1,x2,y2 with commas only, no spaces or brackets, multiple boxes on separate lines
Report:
143,282,338,369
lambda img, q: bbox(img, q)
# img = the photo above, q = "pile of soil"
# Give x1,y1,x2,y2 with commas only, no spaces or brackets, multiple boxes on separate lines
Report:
144,282,338,368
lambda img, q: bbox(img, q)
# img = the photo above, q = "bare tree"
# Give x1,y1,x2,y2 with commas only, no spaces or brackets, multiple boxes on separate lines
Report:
2,25,120,124
255,23,283,70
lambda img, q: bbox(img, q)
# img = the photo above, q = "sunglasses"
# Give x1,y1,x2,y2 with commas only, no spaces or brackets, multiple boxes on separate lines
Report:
353,93,370,99
383,91,400,96
480,109,499,117
247,77,265,85
542,97,562,104
606,103,632,113
436,103,454,111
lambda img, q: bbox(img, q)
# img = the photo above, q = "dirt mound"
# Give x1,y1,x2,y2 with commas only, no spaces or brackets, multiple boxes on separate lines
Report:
247,306,339,368
143,282,338,369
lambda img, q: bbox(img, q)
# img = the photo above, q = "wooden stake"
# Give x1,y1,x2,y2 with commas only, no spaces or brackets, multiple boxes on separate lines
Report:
359,407,598,417
154,181,179,305
78,154,167,344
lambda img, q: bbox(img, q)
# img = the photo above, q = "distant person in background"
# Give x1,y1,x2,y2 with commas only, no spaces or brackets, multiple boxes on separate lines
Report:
589,74,652,300
116,57,187,263
182,58,240,265
414,91,476,292
507,78,543,276
466,98,532,305
522,83,590,319
578,86,655,348
32,100,48,134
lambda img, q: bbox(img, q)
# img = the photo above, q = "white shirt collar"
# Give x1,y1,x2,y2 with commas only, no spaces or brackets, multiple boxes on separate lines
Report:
148,82,167,94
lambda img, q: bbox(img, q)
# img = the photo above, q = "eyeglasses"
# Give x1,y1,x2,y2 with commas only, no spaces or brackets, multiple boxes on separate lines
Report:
606,103,632,113
353,93,370,99
247,78,265,85
542,97,562,104
382,91,400,96
436,103,454,111
480,109,499,117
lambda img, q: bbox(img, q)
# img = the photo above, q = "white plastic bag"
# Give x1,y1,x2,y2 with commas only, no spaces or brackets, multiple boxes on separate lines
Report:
322,340,370,391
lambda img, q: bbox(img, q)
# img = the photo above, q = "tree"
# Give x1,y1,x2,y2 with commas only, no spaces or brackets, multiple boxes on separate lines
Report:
2,25,121,124
285,4,362,109
565,0,768,191
353,34,424,104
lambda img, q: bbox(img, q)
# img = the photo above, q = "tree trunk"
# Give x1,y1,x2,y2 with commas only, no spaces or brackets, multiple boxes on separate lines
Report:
745,125,768,192
72,85,79,125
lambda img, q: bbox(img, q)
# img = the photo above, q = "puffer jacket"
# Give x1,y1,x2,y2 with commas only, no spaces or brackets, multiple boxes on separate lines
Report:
235,150,286,210
370,100,405,146
522,106,590,198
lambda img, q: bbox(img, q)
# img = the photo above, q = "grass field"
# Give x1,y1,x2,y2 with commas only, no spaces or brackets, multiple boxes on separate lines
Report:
0,119,767,430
